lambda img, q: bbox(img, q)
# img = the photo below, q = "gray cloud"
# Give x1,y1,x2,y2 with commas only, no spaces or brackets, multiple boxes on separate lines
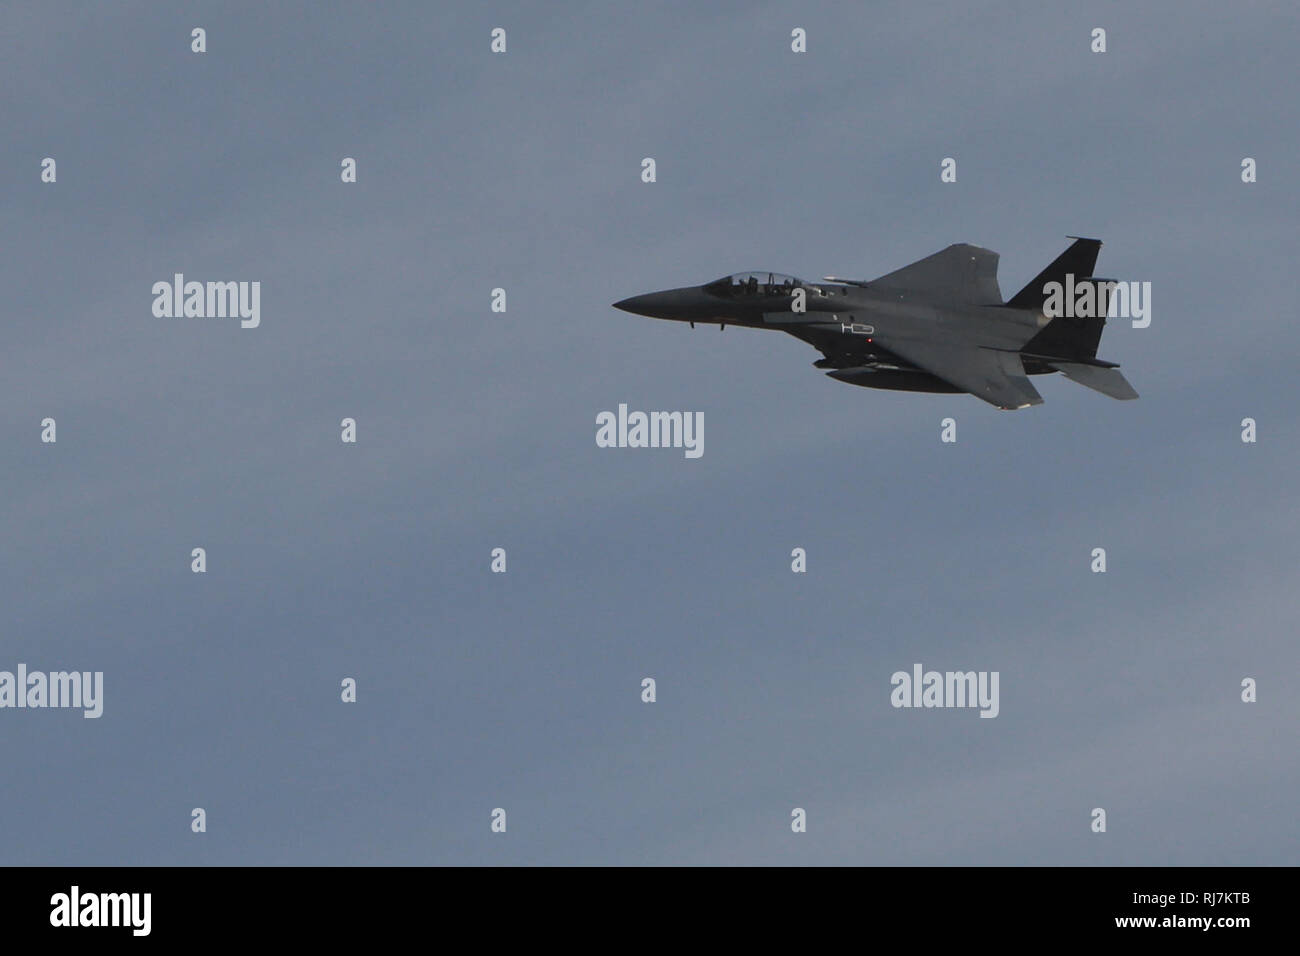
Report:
1,0,1296,865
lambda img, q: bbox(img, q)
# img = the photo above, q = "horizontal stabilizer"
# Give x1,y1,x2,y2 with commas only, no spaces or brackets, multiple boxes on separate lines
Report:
1050,361,1139,400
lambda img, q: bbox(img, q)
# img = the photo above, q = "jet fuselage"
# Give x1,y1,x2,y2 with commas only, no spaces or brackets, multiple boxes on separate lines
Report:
614,277,1047,393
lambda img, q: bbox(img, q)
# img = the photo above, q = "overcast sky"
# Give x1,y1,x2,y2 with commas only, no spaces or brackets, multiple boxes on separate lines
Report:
2,0,1297,865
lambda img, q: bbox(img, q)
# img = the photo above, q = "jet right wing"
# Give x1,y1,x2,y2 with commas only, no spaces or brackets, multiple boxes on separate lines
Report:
868,243,1004,304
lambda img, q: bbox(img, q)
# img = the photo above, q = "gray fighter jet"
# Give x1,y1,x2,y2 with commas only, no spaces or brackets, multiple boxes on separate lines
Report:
613,238,1137,410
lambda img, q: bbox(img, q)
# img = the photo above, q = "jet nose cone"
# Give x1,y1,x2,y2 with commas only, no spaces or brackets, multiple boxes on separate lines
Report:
612,294,654,315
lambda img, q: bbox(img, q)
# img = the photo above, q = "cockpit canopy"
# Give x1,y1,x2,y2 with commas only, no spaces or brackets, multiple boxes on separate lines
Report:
704,272,806,297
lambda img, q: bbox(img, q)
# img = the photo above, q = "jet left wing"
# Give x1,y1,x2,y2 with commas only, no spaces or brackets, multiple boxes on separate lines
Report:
780,308,1043,409
879,339,1043,409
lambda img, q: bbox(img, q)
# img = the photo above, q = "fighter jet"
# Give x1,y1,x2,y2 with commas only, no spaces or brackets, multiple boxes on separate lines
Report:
612,238,1137,410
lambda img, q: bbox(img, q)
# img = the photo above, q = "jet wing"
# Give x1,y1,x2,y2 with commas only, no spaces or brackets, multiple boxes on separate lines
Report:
880,339,1043,409
869,244,1003,304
